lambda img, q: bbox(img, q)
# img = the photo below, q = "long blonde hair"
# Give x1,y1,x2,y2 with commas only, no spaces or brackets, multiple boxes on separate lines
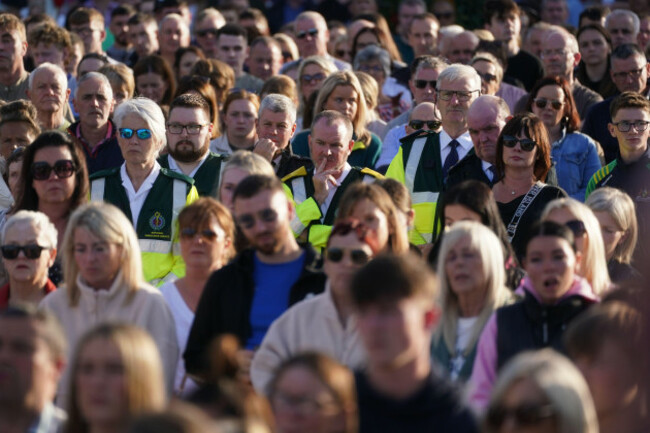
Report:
313,71,372,146
65,323,166,433
542,198,611,295
435,221,509,356
62,202,144,306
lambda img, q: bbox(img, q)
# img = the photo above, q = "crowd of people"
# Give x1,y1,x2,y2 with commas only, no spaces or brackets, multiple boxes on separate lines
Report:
0,0,649,432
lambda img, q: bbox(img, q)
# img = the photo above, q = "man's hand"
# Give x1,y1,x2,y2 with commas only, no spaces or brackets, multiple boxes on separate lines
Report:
253,138,280,162
312,159,340,205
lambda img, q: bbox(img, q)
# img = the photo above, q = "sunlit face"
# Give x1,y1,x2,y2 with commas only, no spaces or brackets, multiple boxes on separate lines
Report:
578,29,609,67
408,17,438,57
179,216,230,272
444,235,487,301
524,235,578,304
224,99,257,141
0,121,35,158
129,22,159,57
272,366,345,433
494,377,557,433
216,34,247,74
467,106,506,164
0,28,26,73
248,42,283,81
638,17,650,51
487,12,520,43
31,146,76,206
219,167,250,211
29,68,69,114
67,43,83,77
608,107,650,159
256,109,296,150
117,113,161,166
544,207,587,257
502,130,538,171
444,204,481,227
73,227,122,290
472,60,500,95
7,160,22,196
2,221,55,287
446,33,478,65
531,85,565,129
592,211,626,262
159,18,190,57
308,119,354,173
349,198,390,251
73,77,115,130
541,33,576,78
436,76,480,129
166,106,212,163
324,231,374,298
295,17,328,57
300,64,327,101
75,338,128,428
77,58,105,78
323,85,358,120
70,19,105,54
178,51,200,79
610,54,648,94
31,42,65,68
195,16,222,58
607,14,636,48
409,67,440,105
109,13,130,46
524,28,547,58
136,72,167,104
355,31,380,53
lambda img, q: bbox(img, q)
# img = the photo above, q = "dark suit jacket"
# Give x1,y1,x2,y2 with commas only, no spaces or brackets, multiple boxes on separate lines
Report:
582,96,618,164
446,151,493,189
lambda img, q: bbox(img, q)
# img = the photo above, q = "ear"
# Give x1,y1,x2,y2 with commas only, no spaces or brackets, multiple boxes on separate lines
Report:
574,250,583,275
21,40,27,57
47,248,57,268
208,123,214,135
424,305,441,331
573,52,581,67
290,122,297,139
406,208,415,227
99,29,106,43
608,122,617,138
65,88,71,102
347,138,354,152
287,197,296,221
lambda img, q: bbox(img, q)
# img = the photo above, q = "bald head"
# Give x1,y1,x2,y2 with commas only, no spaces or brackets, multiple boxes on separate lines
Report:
467,95,509,164
405,102,440,134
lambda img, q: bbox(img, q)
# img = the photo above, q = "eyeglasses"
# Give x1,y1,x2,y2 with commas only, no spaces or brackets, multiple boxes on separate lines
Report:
325,247,371,265
31,160,75,181
565,220,586,238
437,89,480,101
540,48,569,59
409,119,441,130
296,28,318,39
502,135,537,151
271,391,337,416
1,244,47,260
180,227,219,241
167,123,208,135
335,49,350,58
533,98,564,110
612,68,644,81
301,73,326,85
236,208,278,229
477,72,497,82
358,64,384,74
196,28,218,38
486,402,555,428
611,120,650,132
414,79,437,89
119,128,152,139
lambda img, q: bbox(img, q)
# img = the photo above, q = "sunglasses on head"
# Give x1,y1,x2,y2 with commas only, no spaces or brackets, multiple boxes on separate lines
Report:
180,227,219,241
325,247,371,265
414,79,437,89
236,208,278,230
31,160,75,181
296,28,318,39
409,119,441,130
486,402,555,428
1,244,47,260
565,219,586,238
119,128,152,139
533,98,563,110
502,135,537,152
196,28,218,38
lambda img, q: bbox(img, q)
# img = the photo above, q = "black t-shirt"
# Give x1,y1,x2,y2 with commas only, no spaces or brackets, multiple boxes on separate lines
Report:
505,49,544,92
355,370,478,433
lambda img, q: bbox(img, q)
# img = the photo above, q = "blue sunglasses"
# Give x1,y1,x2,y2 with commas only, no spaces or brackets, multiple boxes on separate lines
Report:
119,128,152,139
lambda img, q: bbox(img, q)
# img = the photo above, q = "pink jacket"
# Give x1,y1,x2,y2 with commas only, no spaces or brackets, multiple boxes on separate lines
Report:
467,276,599,411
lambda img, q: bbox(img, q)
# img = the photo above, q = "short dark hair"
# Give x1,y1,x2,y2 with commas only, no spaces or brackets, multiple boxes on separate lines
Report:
233,174,284,202
1,304,67,361
68,7,104,26
610,91,650,119
169,93,210,119
611,43,644,62
578,5,610,27
522,221,576,258
351,253,438,307
311,110,353,134
111,4,136,19
483,0,519,25
127,12,156,27
216,23,247,41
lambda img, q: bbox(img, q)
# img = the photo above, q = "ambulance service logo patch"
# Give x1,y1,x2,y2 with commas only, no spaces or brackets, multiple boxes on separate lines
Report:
149,212,166,230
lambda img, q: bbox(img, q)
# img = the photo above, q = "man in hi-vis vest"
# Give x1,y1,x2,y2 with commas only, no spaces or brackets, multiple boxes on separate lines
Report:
386,64,481,245
282,110,382,249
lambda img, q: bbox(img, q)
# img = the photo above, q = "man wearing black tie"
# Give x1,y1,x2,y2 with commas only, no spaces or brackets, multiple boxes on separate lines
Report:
447,95,510,188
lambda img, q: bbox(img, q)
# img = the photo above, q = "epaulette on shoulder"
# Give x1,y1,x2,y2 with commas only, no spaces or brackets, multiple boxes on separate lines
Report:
360,167,384,179
282,165,308,182
89,166,120,180
593,160,617,183
160,167,195,185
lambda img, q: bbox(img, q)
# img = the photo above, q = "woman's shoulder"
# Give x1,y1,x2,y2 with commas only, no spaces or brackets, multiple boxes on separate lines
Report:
540,184,567,198
566,131,597,146
39,285,68,309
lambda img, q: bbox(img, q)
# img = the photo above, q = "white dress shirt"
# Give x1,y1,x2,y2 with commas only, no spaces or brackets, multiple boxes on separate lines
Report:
120,161,161,226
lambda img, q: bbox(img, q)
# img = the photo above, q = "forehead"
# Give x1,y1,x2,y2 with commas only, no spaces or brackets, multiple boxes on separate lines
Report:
468,104,499,125
611,54,645,70
439,75,476,90
410,103,436,119
120,112,150,127
312,119,348,139
218,33,246,46
5,220,37,238
328,231,370,249
0,316,40,341
473,60,496,72
168,106,208,122
234,188,284,212
198,16,221,28
537,84,563,97
609,15,634,27
411,18,437,31
260,108,291,122
227,99,256,112
414,66,440,80
613,107,650,121
579,29,605,42
162,18,183,30
543,32,568,48
33,68,65,84
296,17,320,31
79,77,110,94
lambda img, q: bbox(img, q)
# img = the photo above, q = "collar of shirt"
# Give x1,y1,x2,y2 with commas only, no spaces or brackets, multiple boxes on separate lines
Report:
120,161,161,224
439,129,473,161
320,162,352,217
75,119,114,148
482,159,495,181
167,152,209,178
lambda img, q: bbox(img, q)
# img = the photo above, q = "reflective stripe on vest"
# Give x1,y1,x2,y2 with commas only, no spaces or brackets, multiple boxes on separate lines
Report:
404,136,427,192
404,136,438,244
291,177,307,203
90,178,105,202
170,178,187,248
139,238,172,253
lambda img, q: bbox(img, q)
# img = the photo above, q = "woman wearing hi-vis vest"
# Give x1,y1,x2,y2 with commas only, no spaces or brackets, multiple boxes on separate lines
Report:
89,97,199,285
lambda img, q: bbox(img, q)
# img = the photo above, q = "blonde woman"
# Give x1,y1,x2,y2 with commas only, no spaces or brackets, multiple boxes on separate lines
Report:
295,55,337,131
65,323,167,433
40,202,178,405
354,71,388,139
542,198,611,295
291,71,382,169
586,187,640,284
484,349,598,433
433,221,510,382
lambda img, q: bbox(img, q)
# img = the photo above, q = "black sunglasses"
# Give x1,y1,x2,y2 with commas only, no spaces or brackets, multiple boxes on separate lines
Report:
236,208,278,230
31,160,75,181
502,135,536,152
409,120,441,130
325,247,371,265
533,98,563,110
180,227,219,241
414,79,437,89
1,244,47,259
565,220,586,238
301,73,326,84
296,28,318,39
196,28,218,38
487,403,555,428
